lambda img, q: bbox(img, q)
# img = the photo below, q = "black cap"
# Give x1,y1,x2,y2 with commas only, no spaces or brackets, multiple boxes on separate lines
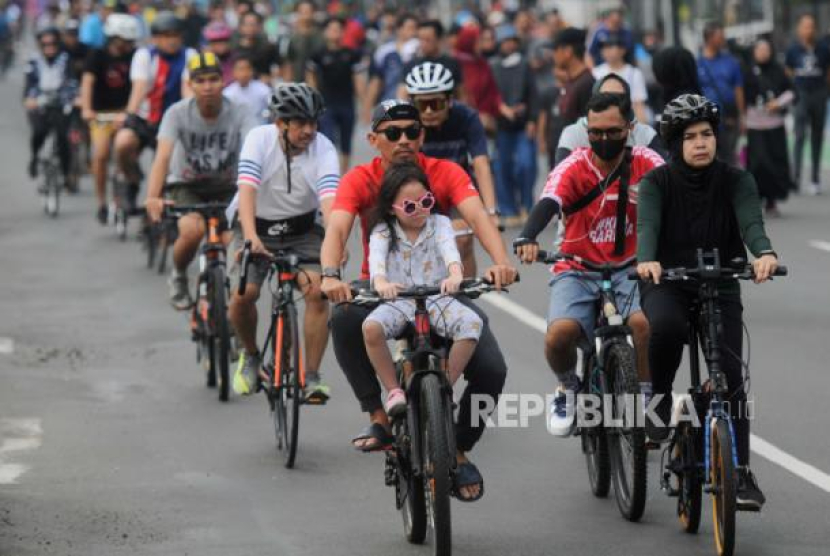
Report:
552,27,586,50
370,100,421,131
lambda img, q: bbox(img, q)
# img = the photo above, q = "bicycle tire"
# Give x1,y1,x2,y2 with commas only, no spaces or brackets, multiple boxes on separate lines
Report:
674,422,702,533
711,418,736,556
582,357,610,498
210,265,230,402
606,343,647,521
145,221,158,269
273,307,301,468
420,372,452,556
157,230,170,274
400,417,427,544
44,164,60,218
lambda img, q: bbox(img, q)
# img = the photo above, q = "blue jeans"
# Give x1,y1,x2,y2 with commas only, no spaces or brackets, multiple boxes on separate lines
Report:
318,99,355,155
494,129,537,216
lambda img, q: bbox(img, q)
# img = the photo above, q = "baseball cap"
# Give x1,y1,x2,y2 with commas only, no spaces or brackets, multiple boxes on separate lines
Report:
370,100,421,131
552,27,586,50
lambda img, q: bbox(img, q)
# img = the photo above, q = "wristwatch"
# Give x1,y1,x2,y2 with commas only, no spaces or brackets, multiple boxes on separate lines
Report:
321,267,341,280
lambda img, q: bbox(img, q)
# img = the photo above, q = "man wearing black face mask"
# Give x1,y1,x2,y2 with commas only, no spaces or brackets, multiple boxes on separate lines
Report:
513,92,664,438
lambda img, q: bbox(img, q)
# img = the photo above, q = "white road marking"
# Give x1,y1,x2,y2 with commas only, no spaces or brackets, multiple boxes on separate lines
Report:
0,337,13,354
808,240,830,253
0,418,42,485
481,292,830,493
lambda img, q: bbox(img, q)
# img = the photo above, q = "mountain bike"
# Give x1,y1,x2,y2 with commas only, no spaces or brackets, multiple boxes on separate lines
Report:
633,249,787,556
165,202,232,401
35,97,71,217
535,250,647,521
237,241,321,468
349,279,505,556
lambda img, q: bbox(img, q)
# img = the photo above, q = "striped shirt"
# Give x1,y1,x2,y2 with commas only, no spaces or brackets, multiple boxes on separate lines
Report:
226,125,340,222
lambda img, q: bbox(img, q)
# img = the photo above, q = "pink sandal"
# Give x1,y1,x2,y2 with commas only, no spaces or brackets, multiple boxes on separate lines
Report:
385,388,407,418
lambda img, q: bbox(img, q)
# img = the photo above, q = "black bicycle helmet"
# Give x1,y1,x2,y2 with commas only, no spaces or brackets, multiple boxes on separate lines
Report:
269,83,325,121
150,11,183,35
659,93,720,144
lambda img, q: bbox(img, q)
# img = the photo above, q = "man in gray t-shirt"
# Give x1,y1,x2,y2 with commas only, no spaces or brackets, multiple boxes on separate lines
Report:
144,53,258,310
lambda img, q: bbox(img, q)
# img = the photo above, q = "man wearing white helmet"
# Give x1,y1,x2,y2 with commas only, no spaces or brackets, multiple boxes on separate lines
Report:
80,13,139,224
404,61,498,277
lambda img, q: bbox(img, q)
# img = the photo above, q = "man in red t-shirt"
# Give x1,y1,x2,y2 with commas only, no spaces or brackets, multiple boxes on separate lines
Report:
321,100,517,501
514,92,663,438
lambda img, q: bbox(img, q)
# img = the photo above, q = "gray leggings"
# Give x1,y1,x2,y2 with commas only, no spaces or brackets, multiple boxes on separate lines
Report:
793,88,828,184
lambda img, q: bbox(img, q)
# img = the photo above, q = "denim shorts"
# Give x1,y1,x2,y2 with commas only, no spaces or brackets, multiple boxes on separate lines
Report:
547,269,641,341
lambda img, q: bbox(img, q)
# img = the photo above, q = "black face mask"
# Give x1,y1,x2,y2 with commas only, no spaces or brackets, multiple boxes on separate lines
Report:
590,135,627,161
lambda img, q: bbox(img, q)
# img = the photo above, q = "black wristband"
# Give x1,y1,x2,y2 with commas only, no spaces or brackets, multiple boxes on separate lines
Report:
321,267,341,280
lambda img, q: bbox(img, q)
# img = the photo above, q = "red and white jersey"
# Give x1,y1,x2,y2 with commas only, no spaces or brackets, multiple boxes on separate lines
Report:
541,146,664,273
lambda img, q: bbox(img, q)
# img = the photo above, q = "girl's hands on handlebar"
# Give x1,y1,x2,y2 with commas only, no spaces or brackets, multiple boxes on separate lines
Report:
752,254,778,284
374,276,404,300
637,261,663,284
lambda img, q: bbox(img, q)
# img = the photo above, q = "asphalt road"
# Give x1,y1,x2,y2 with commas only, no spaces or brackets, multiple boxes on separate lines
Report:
1,65,829,556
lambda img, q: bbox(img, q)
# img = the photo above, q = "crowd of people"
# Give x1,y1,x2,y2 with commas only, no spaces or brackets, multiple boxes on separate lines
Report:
8,0,805,516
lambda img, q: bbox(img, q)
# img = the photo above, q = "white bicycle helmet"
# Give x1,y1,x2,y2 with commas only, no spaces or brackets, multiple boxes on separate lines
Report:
104,14,141,42
405,62,454,95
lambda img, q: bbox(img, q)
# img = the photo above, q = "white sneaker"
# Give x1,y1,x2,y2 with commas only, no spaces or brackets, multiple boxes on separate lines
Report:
806,182,822,196
548,387,577,437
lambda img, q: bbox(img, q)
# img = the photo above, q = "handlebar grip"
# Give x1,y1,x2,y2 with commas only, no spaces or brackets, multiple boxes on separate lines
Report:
237,240,252,296
627,269,640,281
774,265,788,276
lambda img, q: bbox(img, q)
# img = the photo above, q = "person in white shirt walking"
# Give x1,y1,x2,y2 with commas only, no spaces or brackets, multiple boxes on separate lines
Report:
223,54,272,125
592,32,649,124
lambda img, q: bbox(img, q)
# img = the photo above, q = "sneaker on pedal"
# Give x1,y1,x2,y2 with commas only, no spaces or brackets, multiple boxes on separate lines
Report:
304,372,330,404
736,467,765,511
548,386,578,437
168,271,192,310
233,351,261,396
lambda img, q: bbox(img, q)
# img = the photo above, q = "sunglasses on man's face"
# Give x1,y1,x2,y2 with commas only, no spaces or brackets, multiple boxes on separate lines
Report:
414,97,448,113
393,192,435,215
378,124,421,142
586,127,627,140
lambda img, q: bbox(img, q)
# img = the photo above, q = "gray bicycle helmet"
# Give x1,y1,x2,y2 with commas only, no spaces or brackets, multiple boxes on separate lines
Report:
269,83,325,121
150,11,183,35
659,93,720,144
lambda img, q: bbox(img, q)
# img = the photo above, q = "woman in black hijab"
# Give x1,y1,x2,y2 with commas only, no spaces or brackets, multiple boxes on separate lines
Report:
652,46,702,108
744,38,795,216
636,94,779,512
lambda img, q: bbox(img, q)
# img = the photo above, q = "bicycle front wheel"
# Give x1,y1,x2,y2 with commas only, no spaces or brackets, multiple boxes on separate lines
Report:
210,265,230,402
420,373,452,556
606,343,647,521
273,307,301,468
43,165,60,218
711,418,737,556
582,357,610,498
674,422,702,533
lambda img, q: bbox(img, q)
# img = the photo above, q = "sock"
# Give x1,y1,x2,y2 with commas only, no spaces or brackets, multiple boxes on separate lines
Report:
556,369,579,392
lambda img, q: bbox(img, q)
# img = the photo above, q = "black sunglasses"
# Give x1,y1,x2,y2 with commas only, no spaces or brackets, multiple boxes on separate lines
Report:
378,124,421,142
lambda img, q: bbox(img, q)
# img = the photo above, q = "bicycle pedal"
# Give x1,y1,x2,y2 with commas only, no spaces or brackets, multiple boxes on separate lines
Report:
646,440,662,450
737,503,761,513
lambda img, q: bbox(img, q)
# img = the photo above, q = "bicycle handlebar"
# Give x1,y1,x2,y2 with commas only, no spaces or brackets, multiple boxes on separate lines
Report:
348,278,507,306
534,250,636,273
163,202,229,219
628,264,788,282
236,240,320,296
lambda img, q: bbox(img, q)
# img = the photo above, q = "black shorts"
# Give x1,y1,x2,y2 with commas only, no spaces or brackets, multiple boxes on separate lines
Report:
123,114,158,151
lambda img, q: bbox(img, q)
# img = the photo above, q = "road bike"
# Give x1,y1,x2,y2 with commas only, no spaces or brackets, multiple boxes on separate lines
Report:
237,241,321,468
165,202,232,401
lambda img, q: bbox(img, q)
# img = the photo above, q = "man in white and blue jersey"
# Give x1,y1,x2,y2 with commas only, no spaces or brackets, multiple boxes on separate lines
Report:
227,83,339,402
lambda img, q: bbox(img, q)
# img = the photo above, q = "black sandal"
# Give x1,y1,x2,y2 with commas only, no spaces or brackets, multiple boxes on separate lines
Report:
452,461,485,502
351,422,393,453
